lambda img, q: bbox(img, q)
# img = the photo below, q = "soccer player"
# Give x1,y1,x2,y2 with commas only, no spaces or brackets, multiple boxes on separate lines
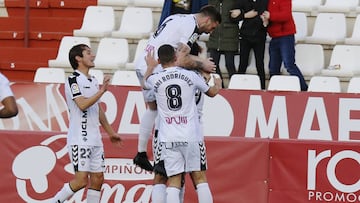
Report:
52,44,123,203
0,72,18,118
133,5,222,172
144,44,222,203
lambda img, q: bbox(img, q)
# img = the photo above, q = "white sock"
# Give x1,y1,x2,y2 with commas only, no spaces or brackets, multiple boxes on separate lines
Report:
52,183,74,203
151,184,166,203
87,189,101,203
179,186,185,203
166,187,180,203
138,109,157,152
197,183,213,203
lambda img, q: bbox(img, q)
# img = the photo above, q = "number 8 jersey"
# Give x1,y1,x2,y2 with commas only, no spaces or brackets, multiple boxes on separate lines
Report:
145,67,209,142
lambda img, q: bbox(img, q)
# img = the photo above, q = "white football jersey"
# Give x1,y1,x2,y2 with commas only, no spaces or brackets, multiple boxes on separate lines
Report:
65,70,103,146
146,67,210,142
135,14,200,75
0,73,14,101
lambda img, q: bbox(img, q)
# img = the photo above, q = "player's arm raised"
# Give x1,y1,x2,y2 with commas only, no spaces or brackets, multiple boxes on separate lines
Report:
175,43,216,73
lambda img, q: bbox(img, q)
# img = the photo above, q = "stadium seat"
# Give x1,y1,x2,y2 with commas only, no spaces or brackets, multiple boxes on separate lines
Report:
125,39,148,70
267,75,301,91
89,69,104,85
308,76,341,93
111,7,153,42
97,0,130,9
345,14,360,45
111,70,140,86
295,44,324,78
292,12,308,42
305,13,346,45
33,67,66,83
321,45,360,78
292,0,322,14
73,6,115,38
318,0,358,16
48,36,91,68
347,77,360,93
228,74,262,90
94,38,129,73
133,0,164,9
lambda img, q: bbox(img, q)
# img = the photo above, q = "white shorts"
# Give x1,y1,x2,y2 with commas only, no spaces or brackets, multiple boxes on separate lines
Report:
68,145,105,173
157,141,208,177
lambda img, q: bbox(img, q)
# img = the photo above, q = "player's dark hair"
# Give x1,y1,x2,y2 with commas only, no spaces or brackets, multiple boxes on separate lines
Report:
199,5,222,24
158,44,176,65
69,44,89,70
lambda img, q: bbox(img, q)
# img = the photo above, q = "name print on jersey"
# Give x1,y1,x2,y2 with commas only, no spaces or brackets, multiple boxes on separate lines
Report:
81,110,88,142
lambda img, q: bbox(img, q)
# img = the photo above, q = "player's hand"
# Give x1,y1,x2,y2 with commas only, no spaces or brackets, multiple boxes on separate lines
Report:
100,75,111,93
109,134,123,148
202,57,216,73
145,49,158,70
230,9,241,18
245,9,258,19
213,74,223,89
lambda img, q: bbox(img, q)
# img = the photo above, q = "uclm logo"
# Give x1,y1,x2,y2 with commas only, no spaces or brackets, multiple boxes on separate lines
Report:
307,150,360,202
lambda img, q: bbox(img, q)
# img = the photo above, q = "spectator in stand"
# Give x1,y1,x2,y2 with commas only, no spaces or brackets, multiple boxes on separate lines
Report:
262,0,308,91
0,72,18,118
207,0,239,88
230,0,268,90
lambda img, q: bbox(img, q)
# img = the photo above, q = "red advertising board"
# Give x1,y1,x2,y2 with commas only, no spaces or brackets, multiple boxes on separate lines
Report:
268,140,360,203
2,83,360,202
1,131,269,203
3,83,360,142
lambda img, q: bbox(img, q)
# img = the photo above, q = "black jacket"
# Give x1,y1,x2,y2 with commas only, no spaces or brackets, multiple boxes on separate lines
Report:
232,0,268,40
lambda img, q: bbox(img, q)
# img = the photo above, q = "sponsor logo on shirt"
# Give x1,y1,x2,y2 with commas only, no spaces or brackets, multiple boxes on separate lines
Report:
71,83,80,95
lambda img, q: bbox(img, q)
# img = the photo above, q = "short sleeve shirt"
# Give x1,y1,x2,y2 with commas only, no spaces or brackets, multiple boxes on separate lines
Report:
0,73,14,101
135,14,200,74
65,70,103,146
145,67,210,142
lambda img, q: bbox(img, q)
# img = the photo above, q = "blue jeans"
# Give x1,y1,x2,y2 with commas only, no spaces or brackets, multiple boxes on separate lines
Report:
269,35,308,91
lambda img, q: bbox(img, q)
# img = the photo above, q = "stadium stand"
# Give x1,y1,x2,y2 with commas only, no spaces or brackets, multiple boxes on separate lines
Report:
320,45,360,79
292,12,308,42
93,37,129,73
347,77,360,93
267,75,301,91
292,0,322,15
33,67,65,83
308,76,341,92
228,74,262,90
294,44,324,78
48,36,91,69
73,6,115,39
111,70,140,86
111,7,153,43
318,0,358,17
305,13,347,46
133,0,164,11
125,38,147,70
345,14,360,44
89,69,104,85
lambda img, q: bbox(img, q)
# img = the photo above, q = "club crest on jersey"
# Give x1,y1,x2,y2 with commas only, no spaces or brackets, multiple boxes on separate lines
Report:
189,33,199,44
71,83,80,94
